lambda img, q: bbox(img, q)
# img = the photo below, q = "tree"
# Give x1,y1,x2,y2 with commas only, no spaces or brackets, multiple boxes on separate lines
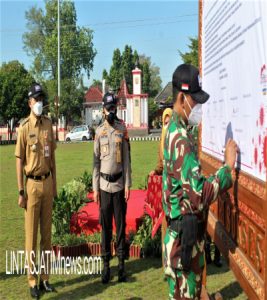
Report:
141,61,151,94
91,79,102,90
108,48,122,91
105,46,162,97
139,55,162,97
121,45,136,93
0,61,34,140
179,37,198,67
102,69,109,82
148,98,158,127
23,0,96,123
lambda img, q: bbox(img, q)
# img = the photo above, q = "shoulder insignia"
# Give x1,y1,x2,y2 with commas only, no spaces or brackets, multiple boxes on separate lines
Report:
20,117,30,127
42,115,52,123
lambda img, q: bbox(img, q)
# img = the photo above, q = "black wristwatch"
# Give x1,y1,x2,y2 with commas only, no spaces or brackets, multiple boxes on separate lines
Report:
19,189,24,196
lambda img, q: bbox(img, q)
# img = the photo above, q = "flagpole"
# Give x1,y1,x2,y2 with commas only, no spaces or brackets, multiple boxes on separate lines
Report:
57,0,60,141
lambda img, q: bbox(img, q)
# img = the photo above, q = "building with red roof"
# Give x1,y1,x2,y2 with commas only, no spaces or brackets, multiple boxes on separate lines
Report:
84,86,103,126
84,66,148,135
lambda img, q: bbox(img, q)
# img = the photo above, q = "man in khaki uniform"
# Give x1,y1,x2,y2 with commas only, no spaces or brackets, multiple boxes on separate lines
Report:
15,83,57,299
93,92,132,284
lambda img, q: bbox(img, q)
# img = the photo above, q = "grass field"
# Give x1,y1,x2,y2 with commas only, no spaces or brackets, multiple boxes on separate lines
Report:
0,142,246,299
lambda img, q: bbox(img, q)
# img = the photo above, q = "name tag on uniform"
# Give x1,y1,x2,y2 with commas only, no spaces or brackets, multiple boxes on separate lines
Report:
44,145,50,157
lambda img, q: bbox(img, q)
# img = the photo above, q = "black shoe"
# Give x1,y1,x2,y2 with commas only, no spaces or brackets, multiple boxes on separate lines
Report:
118,267,127,282
29,285,40,299
101,266,110,284
213,259,223,267
205,252,212,264
39,280,55,292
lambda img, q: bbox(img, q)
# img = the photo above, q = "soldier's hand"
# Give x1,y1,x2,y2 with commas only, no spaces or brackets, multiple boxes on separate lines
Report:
149,170,156,176
125,188,130,202
18,195,26,209
94,191,100,204
225,139,238,170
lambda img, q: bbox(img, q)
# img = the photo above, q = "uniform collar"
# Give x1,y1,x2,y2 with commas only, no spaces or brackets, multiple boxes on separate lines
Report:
171,110,187,130
104,119,117,132
29,111,42,127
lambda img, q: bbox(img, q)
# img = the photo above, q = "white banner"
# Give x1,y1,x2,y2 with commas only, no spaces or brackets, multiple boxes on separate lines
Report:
201,0,267,181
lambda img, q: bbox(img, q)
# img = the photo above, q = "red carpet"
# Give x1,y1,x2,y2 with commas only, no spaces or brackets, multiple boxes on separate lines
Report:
70,190,147,235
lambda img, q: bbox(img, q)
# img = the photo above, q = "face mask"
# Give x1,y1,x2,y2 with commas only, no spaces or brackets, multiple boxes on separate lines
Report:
32,101,43,116
105,110,116,125
183,95,202,126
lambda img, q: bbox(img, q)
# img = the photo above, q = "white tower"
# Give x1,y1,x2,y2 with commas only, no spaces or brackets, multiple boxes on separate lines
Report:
132,67,142,95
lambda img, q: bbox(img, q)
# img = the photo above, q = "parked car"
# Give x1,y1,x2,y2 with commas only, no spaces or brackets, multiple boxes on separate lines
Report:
65,125,92,142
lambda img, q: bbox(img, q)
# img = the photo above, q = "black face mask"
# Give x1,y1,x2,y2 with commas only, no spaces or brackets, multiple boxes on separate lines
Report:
106,111,116,124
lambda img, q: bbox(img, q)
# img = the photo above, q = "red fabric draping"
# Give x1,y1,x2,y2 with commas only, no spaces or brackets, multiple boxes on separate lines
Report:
70,190,147,235
144,175,163,238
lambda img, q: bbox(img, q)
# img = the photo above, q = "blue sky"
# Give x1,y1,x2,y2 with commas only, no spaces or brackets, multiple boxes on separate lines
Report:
1,0,198,89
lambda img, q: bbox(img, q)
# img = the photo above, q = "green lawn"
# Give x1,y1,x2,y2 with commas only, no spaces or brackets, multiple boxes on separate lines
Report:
0,142,246,299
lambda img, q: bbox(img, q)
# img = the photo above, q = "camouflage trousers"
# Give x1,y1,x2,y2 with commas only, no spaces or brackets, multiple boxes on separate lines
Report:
163,227,205,300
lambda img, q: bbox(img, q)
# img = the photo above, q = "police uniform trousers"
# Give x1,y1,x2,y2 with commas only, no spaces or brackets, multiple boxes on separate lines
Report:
25,174,53,287
100,189,127,260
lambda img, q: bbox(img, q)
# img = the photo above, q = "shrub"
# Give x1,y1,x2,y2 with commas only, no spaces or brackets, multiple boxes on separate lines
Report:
52,233,87,247
76,170,93,192
132,215,161,257
52,179,87,236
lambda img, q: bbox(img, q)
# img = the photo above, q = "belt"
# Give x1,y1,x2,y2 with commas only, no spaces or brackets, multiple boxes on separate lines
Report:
100,172,122,183
26,171,51,181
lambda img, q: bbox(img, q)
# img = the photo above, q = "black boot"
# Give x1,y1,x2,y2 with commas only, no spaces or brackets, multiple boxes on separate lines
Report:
29,285,40,299
118,258,126,282
205,242,212,264
213,245,222,267
101,258,110,284
39,280,55,292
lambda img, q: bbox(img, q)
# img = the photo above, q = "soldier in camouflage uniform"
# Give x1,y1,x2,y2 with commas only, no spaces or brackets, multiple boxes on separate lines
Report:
162,64,237,299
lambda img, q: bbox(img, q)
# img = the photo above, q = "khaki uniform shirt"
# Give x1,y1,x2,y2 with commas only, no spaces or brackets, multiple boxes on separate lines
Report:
93,119,132,193
15,112,57,176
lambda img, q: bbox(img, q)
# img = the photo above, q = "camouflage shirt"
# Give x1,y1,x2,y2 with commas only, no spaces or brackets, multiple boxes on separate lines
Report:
162,111,232,219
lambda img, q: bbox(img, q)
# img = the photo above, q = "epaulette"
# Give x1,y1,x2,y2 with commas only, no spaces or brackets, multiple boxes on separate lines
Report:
20,117,30,127
117,121,127,131
42,115,52,123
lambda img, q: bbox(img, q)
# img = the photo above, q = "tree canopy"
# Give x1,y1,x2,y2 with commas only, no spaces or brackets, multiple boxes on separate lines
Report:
0,60,34,138
23,0,96,122
103,45,162,97
179,37,198,67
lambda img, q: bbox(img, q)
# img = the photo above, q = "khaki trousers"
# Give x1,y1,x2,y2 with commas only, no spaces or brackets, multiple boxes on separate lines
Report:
25,175,53,287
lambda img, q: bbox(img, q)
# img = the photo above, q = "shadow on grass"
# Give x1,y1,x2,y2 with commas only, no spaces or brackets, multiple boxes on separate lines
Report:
206,257,229,276
218,281,246,299
48,257,161,300
0,271,25,281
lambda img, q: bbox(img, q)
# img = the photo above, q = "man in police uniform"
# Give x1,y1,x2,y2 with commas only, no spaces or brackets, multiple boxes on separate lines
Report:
162,64,237,299
15,83,57,298
93,92,132,284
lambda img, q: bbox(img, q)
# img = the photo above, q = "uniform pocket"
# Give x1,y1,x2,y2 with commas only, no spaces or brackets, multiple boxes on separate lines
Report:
27,137,39,153
164,228,182,276
100,141,110,159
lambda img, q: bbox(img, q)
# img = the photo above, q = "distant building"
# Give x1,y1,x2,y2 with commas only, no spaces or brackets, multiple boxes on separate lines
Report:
83,86,103,126
153,82,173,127
125,67,149,136
83,66,149,136
154,82,172,108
